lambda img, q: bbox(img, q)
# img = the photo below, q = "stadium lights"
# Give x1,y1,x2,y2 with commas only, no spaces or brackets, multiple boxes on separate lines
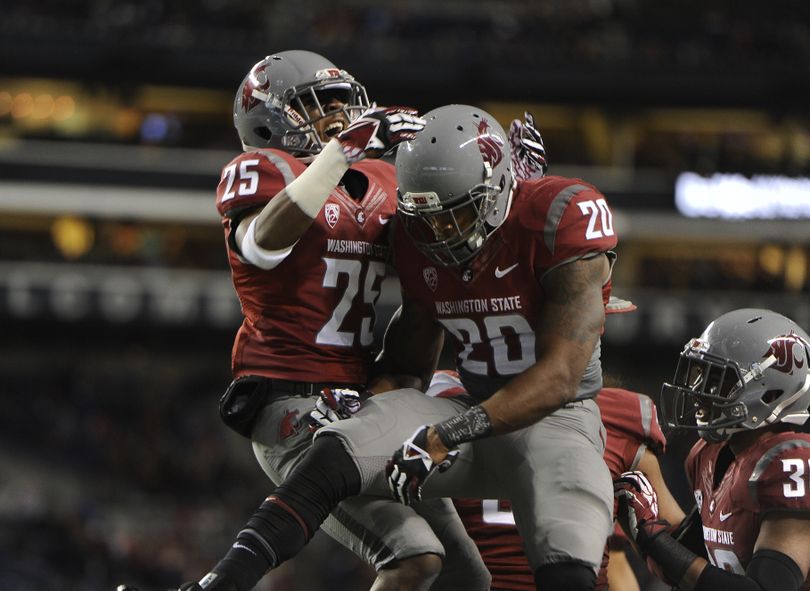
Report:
675,172,810,219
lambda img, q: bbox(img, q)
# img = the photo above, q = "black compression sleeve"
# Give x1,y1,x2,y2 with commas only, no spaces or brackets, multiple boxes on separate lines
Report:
693,549,804,591
644,533,700,585
672,506,709,559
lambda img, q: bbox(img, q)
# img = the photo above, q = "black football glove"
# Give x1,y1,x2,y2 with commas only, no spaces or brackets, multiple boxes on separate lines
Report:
386,425,459,506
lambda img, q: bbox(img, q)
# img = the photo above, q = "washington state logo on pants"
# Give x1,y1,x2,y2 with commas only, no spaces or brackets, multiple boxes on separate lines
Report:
279,409,304,440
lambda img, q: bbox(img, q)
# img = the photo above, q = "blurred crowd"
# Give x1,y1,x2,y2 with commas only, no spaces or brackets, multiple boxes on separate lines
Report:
3,0,808,76
0,342,375,590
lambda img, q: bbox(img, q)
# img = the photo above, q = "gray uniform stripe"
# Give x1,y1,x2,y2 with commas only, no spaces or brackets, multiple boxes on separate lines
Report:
544,184,590,254
331,503,395,565
638,394,653,439
747,439,810,505
259,151,297,185
630,443,647,471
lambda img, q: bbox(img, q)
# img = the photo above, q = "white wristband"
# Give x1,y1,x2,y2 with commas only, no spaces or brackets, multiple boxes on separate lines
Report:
238,216,297,270
286,139,349,218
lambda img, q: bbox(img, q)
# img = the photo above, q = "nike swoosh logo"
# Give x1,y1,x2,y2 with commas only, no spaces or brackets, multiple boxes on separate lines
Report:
379,215,391,225
494,263,519,278
719,511,732,522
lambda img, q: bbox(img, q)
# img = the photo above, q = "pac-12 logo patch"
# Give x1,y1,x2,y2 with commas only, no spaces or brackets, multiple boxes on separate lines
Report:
324,204,340,228
423,267,438,292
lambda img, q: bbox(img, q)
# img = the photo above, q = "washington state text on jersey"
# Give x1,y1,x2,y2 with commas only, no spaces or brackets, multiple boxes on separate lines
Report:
326,238,388,258
435,296,523,315
703,526,735,545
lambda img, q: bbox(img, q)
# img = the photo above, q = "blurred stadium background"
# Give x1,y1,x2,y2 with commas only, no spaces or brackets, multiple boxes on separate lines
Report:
1,1,809,589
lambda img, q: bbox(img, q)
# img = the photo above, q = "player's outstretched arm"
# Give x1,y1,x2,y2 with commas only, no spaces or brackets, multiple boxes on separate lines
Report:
389,254,609,474
478,254,609,433
636,448,686,527
616,471,810,591
234,106,425,267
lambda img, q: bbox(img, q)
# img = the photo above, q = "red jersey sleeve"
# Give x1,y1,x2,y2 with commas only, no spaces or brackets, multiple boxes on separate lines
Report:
744,435,810,514
215,149,303,219
519,176,618,275
598,388,667,478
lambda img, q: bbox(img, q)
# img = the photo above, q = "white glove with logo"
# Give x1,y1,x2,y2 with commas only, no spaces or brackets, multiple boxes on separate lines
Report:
309,388,363,430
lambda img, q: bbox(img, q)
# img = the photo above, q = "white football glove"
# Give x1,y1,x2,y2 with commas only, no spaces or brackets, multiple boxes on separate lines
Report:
337,103,425,163
308,387,362,430
509,111,548,181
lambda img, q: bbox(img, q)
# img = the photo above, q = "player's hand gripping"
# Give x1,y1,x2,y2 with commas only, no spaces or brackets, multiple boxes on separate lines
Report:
614,470,670,553
386,425,459,506
337,104,425,163
308,387,362,431
509,111,548,181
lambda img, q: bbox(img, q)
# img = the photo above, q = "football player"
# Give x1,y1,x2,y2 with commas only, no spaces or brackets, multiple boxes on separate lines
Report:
127,104,618,591
370,103,619,591
117,52,495,591
433,114,683,591
615,308,810,591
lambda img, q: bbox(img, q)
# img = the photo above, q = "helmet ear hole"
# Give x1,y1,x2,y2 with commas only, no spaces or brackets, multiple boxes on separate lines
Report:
254,127,272,141
761,389,783,404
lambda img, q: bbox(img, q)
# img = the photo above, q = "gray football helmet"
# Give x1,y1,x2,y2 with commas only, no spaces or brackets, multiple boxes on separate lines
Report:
661,308,810,443
396,104,514,266
233,50,369,154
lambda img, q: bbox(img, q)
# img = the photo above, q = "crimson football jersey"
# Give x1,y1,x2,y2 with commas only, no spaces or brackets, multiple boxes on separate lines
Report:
685,430,810,588
215,148,397,382
393,175,617,401
448,384,665,590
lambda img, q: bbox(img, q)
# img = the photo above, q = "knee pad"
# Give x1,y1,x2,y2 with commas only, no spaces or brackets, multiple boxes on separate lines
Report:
534,561,596,591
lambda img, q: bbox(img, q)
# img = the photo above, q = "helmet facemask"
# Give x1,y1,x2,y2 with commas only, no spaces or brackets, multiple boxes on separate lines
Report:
398,162,509,266
278,81,369,155
234,51,369,155
661,314,810,443
661,339,750,442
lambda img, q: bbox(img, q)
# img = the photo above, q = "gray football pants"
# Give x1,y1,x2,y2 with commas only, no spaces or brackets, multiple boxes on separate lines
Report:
250,393,490,589
318,388,614,573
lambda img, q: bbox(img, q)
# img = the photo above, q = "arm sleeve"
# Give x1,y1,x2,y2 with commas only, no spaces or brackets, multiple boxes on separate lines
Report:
693,549,804,591
529,181,618,278
745,438,810,514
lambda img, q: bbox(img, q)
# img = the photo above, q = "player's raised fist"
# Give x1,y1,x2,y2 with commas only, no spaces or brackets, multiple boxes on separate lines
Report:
337,104,425,163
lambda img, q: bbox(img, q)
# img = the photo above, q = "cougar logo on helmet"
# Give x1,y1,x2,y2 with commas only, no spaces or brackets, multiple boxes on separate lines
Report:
476,119,505,167
240,62,271,112
233,50,369,153
766,332,809,374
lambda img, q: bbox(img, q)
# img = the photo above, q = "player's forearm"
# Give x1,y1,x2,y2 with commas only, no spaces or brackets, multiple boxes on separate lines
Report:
480,361,582,434
250,191,317,250
250,139,350,250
